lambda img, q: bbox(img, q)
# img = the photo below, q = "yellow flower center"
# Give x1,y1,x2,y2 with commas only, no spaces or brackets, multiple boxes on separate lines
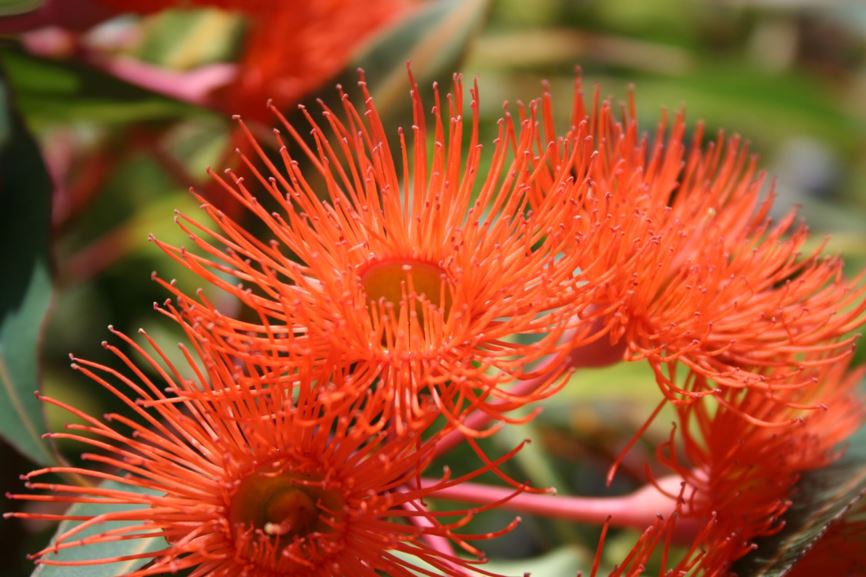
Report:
229,471,336,539
360,258,452,319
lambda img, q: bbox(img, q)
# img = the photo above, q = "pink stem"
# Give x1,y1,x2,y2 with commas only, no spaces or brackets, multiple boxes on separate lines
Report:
82,54,236,108
426,481,641,528
425,476,701,543
18,22,236,108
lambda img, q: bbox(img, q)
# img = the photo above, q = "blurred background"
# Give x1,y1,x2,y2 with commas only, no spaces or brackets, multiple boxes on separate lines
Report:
1,0,865,575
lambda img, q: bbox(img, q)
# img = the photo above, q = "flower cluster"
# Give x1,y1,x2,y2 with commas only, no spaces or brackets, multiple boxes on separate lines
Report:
9,322,521,577
10,69,865,576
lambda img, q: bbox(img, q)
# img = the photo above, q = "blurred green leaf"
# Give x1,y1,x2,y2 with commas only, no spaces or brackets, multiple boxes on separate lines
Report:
481,545,590,577
353,0,491,107
32,479,167,577
392,545,589,577
293,0,491,134
629,64,866,153
0,0,41,17
0,68,55,465
0,47,199,127
732,421,866,576
494,412,583,544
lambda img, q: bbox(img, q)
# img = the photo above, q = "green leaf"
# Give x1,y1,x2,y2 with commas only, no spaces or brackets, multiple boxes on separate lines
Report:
0,67,55,465
351,0,492,112
390,546,590,577
291,0,491,132
0,46,200,127
32,480,168,577
480,546,591,577
731,421,866,576
629,64,866,154
493,412,583,544
0,0,42,17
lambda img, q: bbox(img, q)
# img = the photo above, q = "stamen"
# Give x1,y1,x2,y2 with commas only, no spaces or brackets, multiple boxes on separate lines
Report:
229,471,339,541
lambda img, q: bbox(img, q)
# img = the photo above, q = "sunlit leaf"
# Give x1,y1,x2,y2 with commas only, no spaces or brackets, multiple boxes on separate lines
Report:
0,67,55,465
32,480,167,577
136,9,244,69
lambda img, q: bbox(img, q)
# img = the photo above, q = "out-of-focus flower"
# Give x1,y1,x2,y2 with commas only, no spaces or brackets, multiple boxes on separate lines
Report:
90,0,413,118
6,1,412,122
543,79,866,423
154,73,590,432
7,325,516,577
93,0,228,11
224,0,414,119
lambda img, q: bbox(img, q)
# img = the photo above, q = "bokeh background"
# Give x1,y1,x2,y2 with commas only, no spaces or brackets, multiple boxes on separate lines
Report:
1,0,865,575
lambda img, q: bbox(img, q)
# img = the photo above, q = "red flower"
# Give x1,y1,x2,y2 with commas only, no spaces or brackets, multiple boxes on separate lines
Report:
93,0,413,119
225,0,414,119
546,79,866,423
154,73,589,432
598,358,864,575
7,325,518,577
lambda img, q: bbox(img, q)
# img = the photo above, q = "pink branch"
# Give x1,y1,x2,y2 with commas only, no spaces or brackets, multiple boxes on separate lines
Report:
84,55,237,108
424,476,701,544
15,15,236,108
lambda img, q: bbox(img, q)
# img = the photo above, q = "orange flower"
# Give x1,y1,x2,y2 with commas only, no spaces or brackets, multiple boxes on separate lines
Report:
547,79,866,421
7,326,517,577
687,381,860,570
154,73,588,431
604,359,864,575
